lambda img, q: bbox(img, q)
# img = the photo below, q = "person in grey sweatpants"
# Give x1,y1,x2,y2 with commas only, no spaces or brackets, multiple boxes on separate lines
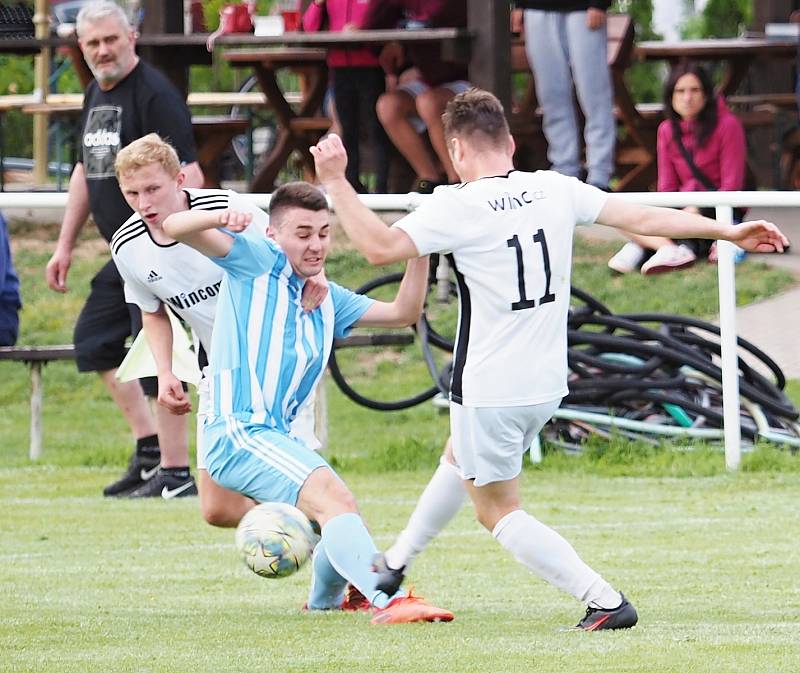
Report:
519,1,615,190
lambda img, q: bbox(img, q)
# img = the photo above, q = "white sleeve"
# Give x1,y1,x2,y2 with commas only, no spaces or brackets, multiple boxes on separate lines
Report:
391,191,460,256
565,177,610,225
113,253,162,314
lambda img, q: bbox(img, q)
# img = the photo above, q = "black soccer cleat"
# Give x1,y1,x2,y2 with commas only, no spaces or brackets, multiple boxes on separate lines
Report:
575,593,638,631
102,452,160,497
372,553,406,596
127,469,198,499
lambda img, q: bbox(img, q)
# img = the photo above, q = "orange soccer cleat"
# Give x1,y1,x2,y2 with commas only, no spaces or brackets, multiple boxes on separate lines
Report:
370,591,454,625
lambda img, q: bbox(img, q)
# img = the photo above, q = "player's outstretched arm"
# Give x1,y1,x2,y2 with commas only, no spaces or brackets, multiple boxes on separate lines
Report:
596,197,790,253
356,256,430,327
163,209,252,257
142,306,192,415
311,133,418,265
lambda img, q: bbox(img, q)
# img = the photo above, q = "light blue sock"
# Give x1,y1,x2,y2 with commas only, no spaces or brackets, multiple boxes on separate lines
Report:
307,538,348,610
321,512,397,609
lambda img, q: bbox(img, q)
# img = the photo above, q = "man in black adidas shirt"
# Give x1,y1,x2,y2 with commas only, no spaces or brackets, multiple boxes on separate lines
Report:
44,1,204,498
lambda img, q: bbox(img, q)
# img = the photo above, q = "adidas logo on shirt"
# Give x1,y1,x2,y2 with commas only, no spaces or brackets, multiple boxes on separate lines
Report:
147,270,162,283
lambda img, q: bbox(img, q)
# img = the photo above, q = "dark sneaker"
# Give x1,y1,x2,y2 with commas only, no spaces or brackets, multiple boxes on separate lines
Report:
575,593,638,631
102,453,160,497
127,470,197,499
373,553,406,596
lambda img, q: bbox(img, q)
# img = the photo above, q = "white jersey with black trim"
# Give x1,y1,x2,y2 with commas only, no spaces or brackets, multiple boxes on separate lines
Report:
393,170,608,407
110,188,268,350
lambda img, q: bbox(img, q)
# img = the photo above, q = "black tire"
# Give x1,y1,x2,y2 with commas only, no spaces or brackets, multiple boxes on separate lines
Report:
328,273,441,411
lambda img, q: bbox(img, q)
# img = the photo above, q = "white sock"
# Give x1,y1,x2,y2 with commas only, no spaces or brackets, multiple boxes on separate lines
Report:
383,457,467,571
492,509,621,608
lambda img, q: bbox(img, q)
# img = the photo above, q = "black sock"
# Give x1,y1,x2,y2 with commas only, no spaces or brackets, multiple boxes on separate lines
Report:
161,466,191,479
136,434,160,459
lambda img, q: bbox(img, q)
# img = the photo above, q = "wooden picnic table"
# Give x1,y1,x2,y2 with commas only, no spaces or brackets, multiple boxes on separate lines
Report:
223,47,328,192
636,37,797,97
221,27,475,191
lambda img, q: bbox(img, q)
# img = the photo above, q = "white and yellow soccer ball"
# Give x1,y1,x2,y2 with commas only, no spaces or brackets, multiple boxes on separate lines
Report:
235,503,316,579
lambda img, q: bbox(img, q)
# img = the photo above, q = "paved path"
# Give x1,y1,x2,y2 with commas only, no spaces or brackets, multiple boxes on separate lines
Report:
730,207,800,379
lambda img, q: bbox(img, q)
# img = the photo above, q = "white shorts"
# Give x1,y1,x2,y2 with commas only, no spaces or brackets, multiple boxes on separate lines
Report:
450,400,561,487
195,374,321,470
396,79,472,133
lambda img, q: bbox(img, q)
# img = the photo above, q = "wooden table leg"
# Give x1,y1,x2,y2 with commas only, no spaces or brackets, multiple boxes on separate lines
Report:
247,62,328,192
30,361,42,460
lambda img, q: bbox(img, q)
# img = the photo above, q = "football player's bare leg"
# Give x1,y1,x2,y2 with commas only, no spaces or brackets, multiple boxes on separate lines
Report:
198,469,255,527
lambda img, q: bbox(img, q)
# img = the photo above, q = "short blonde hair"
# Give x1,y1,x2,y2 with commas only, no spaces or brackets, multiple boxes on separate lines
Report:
115,133,181,180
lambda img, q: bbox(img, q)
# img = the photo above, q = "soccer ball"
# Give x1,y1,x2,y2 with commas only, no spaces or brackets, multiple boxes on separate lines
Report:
235,502,316,579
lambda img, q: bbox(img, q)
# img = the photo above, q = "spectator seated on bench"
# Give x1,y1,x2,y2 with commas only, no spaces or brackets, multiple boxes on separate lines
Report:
0,210,21,346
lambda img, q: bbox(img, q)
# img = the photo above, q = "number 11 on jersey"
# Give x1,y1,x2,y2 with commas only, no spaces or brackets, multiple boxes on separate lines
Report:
506,229,556,311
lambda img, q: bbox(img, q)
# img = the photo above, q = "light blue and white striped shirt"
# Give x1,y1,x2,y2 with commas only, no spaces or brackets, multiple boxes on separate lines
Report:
207,232,372,430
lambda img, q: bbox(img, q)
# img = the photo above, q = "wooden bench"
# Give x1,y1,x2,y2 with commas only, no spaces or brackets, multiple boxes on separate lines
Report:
191,115,250,188
14,101,251,189
0,345,75,459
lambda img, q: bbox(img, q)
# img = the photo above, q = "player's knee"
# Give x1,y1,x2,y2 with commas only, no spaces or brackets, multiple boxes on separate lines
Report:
200,499,239,527
199,487,253,528
473,502,517,532
298,468,358,524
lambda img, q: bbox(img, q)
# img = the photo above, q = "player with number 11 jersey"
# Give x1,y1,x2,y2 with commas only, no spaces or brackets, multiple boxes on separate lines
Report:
394,171,606,406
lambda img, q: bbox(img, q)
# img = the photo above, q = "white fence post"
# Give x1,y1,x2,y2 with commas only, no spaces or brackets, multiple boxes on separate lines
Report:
714,205,741,470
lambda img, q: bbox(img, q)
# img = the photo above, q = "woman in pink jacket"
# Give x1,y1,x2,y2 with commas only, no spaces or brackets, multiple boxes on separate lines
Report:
303,0,389,193
608,62,747,274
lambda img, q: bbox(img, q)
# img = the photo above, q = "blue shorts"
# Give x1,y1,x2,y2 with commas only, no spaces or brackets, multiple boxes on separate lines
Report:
203,416,331,505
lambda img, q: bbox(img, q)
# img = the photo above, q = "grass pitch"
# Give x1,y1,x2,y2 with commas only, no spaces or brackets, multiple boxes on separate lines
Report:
2,468,798,673
2,230,798,672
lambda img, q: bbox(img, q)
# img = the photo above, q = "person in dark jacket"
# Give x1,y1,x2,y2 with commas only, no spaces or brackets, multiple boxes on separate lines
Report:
0,212,21,347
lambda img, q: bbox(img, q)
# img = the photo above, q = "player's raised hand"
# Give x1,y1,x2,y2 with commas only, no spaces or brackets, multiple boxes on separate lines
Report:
729,220,790,253
219,209,253,232
157,372,192,415
310,133,348,184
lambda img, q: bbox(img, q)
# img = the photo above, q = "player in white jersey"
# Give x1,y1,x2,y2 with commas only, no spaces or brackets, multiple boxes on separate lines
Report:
111,134,323,523
311,88,789,630
164,180,454,624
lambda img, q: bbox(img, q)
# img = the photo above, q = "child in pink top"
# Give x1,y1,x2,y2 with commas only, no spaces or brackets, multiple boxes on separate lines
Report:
303,0,389,192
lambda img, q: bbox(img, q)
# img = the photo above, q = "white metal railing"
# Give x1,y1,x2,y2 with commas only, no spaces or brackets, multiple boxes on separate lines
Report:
5,189,798,470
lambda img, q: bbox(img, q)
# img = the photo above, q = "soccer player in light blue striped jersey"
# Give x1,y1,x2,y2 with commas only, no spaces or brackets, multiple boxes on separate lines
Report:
163,182,454,624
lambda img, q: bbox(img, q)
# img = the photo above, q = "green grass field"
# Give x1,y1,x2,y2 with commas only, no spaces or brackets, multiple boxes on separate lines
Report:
2,231,799,672
2,468,798,673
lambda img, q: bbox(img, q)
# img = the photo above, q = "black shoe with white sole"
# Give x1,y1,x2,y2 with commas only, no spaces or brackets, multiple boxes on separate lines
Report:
102,453,160,497
575,593,638,631
127,469,198,499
